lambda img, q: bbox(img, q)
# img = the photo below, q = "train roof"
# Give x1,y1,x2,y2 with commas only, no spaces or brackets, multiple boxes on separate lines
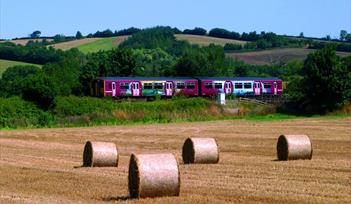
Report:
195,77,281,81
97,76,282,81
97,76,196,81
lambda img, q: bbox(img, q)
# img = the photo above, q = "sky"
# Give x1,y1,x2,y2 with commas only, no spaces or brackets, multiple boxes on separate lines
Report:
0,0,350,39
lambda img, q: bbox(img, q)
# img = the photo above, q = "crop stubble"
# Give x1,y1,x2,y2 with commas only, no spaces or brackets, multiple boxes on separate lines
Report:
0,118,350,203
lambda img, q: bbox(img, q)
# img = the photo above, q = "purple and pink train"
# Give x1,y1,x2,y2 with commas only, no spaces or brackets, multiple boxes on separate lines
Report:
91,77,283,98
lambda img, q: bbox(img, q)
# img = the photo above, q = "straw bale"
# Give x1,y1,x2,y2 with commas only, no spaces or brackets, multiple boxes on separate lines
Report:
128,153,180,198
83,141,118,167
182,137,219,164
277,135,312,160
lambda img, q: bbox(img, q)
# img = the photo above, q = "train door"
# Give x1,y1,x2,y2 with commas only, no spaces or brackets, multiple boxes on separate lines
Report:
132,82,140,97
224,81,232,94
273,82,277,95
165,81,173,96
254,82,261,95
112,82,116,97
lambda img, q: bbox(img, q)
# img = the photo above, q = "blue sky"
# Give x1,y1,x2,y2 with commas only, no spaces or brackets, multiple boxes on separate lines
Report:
1,0,350,39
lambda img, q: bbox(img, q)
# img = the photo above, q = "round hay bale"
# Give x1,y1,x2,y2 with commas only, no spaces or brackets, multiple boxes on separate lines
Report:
128,153,180,198
182,137,219,164
277,135,313,161
83,141,118,167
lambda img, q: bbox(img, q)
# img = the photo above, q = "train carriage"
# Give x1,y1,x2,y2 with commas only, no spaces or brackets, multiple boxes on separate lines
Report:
92,77,198,98
91,76,282,98
196,77,233,96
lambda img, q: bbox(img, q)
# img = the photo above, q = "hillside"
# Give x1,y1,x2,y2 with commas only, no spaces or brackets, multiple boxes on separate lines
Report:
226,48,351,65
47,34,246,53
0,59,42,77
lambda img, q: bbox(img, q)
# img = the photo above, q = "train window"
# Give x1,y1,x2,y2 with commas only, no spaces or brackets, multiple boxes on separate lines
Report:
143,83,152,89
235,83,243,89
214,83,222,89
120,83,129,89
177,82,185,89
112,83,116,90
205,82,213,89
264,83,271,89
154,83,163,89
186,82,195,89
244,83,252,89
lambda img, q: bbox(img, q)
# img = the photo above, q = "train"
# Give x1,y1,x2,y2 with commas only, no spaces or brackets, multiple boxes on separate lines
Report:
91,76,283,98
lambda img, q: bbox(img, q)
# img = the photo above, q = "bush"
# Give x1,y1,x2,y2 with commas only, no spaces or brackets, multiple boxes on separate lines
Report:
0,97,52,128
22,74,58,110
224,43,242,51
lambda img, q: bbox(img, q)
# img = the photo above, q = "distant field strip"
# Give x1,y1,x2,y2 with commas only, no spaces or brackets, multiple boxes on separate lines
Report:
50,38,102,50
0,59,42,77
1,38,54,46
175,34,247,46
75,36,129,53
226,48,351,65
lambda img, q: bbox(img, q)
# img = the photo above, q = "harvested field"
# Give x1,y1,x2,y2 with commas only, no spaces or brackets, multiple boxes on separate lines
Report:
176,34,247,46
51,36,129,52
0,117,350,203
226,48,351,65
50,38,102,50
0,38,53,46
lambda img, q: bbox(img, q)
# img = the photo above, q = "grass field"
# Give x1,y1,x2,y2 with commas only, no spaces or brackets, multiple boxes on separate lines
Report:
226,48,351,65
0,59,42,77
0,117,350,203
51,36,129,53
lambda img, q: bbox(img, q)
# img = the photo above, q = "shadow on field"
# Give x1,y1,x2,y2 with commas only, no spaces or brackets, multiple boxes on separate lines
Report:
102,196,131,201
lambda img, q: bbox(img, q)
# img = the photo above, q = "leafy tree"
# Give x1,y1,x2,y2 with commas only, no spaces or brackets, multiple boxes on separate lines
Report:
175,45,233,76
286,45,351,114
22,73,58,110
208,28,239,39
80,51,110,95
299,32,304,38
224,43,242,51
114,27,141,36
44,48,84,95
30,30,41,38
183,27,207,35
325,35,331,41
256,39,271,49
0,65,41,97
53,34,66,43
345,33,351,42
120,26,191,56
132,48,176,76
76,31,83,39
340,30,347,41
93,29,114,37
109,48,137,76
